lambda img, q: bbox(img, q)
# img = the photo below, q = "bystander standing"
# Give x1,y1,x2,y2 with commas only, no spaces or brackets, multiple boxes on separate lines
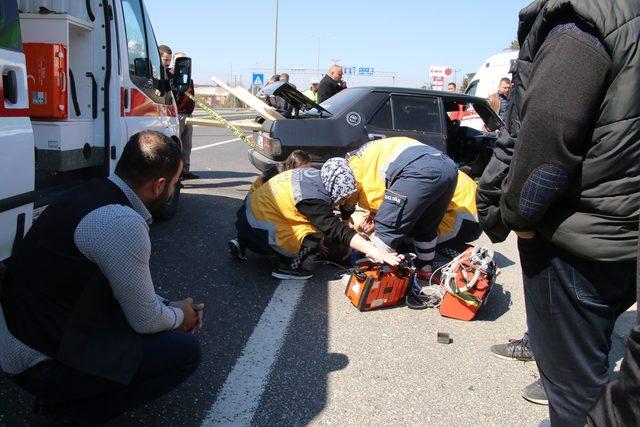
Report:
477,1,639,425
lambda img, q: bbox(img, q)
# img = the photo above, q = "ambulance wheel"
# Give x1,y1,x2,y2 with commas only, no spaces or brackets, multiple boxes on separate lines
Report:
154,181,181,221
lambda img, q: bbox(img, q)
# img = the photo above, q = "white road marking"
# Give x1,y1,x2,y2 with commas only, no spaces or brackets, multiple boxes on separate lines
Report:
201,280,307,426
192,138,241,151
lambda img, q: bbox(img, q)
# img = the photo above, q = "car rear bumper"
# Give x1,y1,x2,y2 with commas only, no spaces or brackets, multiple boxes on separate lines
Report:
248,149,277,172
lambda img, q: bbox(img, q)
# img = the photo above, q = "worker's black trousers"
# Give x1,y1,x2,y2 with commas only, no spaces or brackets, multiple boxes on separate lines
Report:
518,235,636,427
11,331,200,424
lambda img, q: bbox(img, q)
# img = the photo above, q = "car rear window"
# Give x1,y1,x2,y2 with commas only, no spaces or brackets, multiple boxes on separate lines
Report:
320,87,368,115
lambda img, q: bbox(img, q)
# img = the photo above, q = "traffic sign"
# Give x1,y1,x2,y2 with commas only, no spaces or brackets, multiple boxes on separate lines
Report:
252,73,264,86
358,67,374,76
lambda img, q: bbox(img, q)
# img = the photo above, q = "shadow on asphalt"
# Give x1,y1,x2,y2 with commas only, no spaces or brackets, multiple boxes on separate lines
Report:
476,283,512,322
182,180,255,189
251,269,350,426
193,170,258,180
494,251,516,269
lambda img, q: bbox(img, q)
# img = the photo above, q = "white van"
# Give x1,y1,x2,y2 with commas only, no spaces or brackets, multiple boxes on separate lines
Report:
465,49,517,99
0,0,191,263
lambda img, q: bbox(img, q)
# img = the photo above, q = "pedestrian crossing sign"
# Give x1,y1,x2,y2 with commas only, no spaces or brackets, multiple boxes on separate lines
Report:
252,73,264,86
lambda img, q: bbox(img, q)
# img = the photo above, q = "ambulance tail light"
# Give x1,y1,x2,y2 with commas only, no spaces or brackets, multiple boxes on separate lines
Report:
254,132,282,156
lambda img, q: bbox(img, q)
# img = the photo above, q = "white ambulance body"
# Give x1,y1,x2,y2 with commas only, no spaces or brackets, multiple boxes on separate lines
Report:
0,0,188,263
460,49,517,130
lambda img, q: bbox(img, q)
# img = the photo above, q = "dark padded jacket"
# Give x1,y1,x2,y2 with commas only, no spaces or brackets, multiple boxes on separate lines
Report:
477,0,639,262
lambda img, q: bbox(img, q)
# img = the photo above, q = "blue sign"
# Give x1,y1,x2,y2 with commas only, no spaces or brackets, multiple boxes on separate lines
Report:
252,73,265,86
358,67,374,76
342,66,356,75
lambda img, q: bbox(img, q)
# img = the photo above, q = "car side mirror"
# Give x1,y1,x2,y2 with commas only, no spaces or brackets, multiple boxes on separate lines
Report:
171,57,192,95
134,57,150,78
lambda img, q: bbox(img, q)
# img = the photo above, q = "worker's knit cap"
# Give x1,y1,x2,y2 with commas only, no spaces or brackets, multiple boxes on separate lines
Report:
320,158,356,203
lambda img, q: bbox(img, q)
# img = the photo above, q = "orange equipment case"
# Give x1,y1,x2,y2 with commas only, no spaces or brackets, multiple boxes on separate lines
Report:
439,247,497,321
24,42,68,119
345,258,413,312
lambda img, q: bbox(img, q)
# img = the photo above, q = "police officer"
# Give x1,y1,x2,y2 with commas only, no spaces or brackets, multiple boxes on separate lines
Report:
229,158,400,279
345,137,458,286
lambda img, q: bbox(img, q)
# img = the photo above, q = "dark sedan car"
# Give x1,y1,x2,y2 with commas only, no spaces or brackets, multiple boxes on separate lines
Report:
248,83,503,178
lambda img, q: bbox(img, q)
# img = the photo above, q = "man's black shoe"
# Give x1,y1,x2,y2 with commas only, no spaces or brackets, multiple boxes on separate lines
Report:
522,379,549,405
271,264,313,280
490,333,535,362
228,238,247,261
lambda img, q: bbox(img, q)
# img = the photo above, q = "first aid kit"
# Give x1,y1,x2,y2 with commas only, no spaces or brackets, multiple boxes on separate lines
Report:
24,43,68,119
344,255,414,312
438,246,498,321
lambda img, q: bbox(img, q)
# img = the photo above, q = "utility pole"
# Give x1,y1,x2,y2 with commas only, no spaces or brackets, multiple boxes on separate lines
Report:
273,0,279,76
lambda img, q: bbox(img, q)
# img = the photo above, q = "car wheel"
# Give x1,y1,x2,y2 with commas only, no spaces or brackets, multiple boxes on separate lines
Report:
154,181,181,221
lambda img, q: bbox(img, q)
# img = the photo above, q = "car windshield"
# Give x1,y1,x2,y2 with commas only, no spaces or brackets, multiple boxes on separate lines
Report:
320,87,368,115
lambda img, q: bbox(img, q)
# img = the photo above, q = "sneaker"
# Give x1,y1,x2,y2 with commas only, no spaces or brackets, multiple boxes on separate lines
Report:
271,265,313,280
416,269,442,286
227,238,247,261
522,379,549,405
490,333,535,362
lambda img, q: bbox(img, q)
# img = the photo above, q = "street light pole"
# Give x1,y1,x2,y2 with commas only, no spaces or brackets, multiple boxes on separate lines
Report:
273,0,279,76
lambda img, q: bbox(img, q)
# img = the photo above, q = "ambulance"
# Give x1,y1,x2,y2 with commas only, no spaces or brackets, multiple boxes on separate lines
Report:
0,0,191,263
460,49,517,130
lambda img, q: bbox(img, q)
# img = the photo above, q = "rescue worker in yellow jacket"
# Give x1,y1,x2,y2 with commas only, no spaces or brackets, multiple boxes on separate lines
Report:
345,137,458,285
436,170,482,258
229,158,400,280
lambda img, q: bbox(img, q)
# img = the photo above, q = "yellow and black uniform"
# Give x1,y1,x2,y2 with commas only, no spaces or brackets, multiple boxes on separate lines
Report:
346,137,458,268
235,167,356,259
248,164,281,194
436,171,482,255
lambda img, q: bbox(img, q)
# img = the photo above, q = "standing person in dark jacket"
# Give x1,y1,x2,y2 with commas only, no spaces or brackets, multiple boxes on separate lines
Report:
476,1,639,425
317,65,346,104
172,51,198,180
588,231,640,426
487,78,511,121
0,131,203,425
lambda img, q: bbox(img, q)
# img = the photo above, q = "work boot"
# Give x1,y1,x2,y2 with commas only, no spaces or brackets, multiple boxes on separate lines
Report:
227,238,247,261
490,333,535,362
522,379,549,405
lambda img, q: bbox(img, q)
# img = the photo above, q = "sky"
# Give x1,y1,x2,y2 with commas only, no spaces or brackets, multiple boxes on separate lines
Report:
145,0,531,89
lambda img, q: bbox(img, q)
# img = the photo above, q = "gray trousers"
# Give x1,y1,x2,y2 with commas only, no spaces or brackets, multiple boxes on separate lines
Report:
179,114,193,172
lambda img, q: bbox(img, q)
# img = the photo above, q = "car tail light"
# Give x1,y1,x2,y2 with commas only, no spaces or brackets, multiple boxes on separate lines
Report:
254,132,282,156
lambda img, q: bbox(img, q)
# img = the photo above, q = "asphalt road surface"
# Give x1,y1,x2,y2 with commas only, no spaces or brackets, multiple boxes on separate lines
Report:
0,126,635,426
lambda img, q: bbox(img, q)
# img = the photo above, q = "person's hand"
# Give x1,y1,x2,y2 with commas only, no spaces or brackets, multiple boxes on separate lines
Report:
366,245,401,266
191,303,205,334
171,298,198,333
515,230,536,239
358,215,375,235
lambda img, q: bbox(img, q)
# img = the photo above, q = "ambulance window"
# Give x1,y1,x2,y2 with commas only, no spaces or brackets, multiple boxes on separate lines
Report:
122,0,149,80
369,99,392,129
0,0,22,52
391,95,441,134
143,7,162,82
465,80,479,96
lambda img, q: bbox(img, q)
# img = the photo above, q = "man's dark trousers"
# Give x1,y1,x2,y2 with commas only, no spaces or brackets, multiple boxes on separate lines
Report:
12,331,200,424
518,235,636,426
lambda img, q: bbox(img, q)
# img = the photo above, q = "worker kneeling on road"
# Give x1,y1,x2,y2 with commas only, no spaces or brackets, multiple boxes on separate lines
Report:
0,131,203,425
345,137,458,286
230,158,401,280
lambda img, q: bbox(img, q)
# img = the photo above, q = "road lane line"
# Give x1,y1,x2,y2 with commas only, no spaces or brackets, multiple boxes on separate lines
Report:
201,280,306,426
192,138,241,151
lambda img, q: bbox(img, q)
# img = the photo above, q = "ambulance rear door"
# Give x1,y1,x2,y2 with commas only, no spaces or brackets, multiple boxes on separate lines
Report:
0,0,34,261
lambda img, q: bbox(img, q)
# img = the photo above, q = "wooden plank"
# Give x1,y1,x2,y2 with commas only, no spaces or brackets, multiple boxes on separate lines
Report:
186,117,261,132
211,75,285,121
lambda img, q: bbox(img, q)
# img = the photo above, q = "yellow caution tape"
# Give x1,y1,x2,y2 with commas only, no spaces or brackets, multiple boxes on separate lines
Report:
183,92,256,148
